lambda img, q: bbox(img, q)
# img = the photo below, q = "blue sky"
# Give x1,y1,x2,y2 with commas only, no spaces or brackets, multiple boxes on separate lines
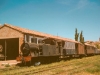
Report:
0,0,100,41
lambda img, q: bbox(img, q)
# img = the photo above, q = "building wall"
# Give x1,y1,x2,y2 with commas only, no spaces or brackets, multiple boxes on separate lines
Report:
0,26,24,55
19,37,24,55
0,26,23,38
0,26,46,58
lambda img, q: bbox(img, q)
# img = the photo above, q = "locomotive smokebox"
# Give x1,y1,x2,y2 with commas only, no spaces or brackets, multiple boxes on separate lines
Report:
21,43,39,56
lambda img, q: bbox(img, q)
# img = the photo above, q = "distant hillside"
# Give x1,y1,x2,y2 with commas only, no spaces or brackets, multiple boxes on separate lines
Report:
85,41,100,49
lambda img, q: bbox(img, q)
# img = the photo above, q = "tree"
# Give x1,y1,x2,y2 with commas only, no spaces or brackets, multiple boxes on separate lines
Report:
82,37,84,44
75,28,85,44
75,28,79,41
79,31,84,44
79,31,82,42
95,43,100,49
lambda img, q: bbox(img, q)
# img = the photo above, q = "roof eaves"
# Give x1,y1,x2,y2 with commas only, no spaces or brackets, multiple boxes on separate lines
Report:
4,23,25,34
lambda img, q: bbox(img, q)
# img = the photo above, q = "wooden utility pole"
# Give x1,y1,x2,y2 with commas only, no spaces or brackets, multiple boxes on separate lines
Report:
5,40,7,61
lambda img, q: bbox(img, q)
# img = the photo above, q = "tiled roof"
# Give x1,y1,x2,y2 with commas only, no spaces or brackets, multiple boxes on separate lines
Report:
1,23,78,43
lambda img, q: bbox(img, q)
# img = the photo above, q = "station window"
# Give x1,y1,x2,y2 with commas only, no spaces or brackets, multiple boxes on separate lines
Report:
24,34,29,42
31,38,37,43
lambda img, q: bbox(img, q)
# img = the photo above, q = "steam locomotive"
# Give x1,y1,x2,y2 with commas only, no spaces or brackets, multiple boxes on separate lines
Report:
16,38,100,65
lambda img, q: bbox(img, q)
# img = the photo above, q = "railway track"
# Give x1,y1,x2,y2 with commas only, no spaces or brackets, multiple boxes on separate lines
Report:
1,56,98,75
1,62,74,75
17,64,67,75
3,62,91,75
53,65,92,75
23,64,90,75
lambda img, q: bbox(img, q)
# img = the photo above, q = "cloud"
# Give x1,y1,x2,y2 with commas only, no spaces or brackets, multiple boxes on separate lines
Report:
57,0,100,14
57,0,94,14
77,0,89,9
57,0,75,6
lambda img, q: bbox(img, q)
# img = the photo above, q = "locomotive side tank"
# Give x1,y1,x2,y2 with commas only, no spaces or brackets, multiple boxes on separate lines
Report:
41,38,60,56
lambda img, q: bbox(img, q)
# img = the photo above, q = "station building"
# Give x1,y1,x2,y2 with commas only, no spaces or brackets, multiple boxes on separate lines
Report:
0,24,53,60
0,23,75,60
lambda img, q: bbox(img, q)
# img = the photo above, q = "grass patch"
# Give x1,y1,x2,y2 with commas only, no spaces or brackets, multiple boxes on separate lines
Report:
52,69,66,74
86,62,100,74
5,63,10,67
1,55,100,75
86,66,100,73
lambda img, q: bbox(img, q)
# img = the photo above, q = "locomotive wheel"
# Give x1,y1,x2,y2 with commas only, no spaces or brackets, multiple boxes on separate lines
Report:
0,45,3,52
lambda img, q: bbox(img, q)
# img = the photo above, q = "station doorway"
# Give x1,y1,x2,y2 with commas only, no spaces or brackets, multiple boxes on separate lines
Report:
0,38,19,60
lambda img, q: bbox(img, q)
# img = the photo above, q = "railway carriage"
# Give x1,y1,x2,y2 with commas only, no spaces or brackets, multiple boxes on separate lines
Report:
62,41,85,57
63,41,76,56
75,43,85,57
95,49,100,55
84,43,96,56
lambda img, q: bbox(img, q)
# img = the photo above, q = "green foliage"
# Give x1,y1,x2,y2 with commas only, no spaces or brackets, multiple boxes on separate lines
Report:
79,31,84,44
95,44,100,49
75,28,79,41
79,31,82,42
75,28,85,44
86,62,100,73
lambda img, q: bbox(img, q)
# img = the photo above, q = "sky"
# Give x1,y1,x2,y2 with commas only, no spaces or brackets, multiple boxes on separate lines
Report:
0,0,100,41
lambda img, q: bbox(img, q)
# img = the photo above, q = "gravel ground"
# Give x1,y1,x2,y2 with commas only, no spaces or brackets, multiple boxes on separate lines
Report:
0,60,20,69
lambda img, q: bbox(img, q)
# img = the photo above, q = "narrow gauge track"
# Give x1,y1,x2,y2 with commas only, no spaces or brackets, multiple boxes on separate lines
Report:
1,56,97,75
52,65,92,75
2,61,75,75
0,57,77,74
20,63,91,75
4,62,91,75
5,64,68,75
